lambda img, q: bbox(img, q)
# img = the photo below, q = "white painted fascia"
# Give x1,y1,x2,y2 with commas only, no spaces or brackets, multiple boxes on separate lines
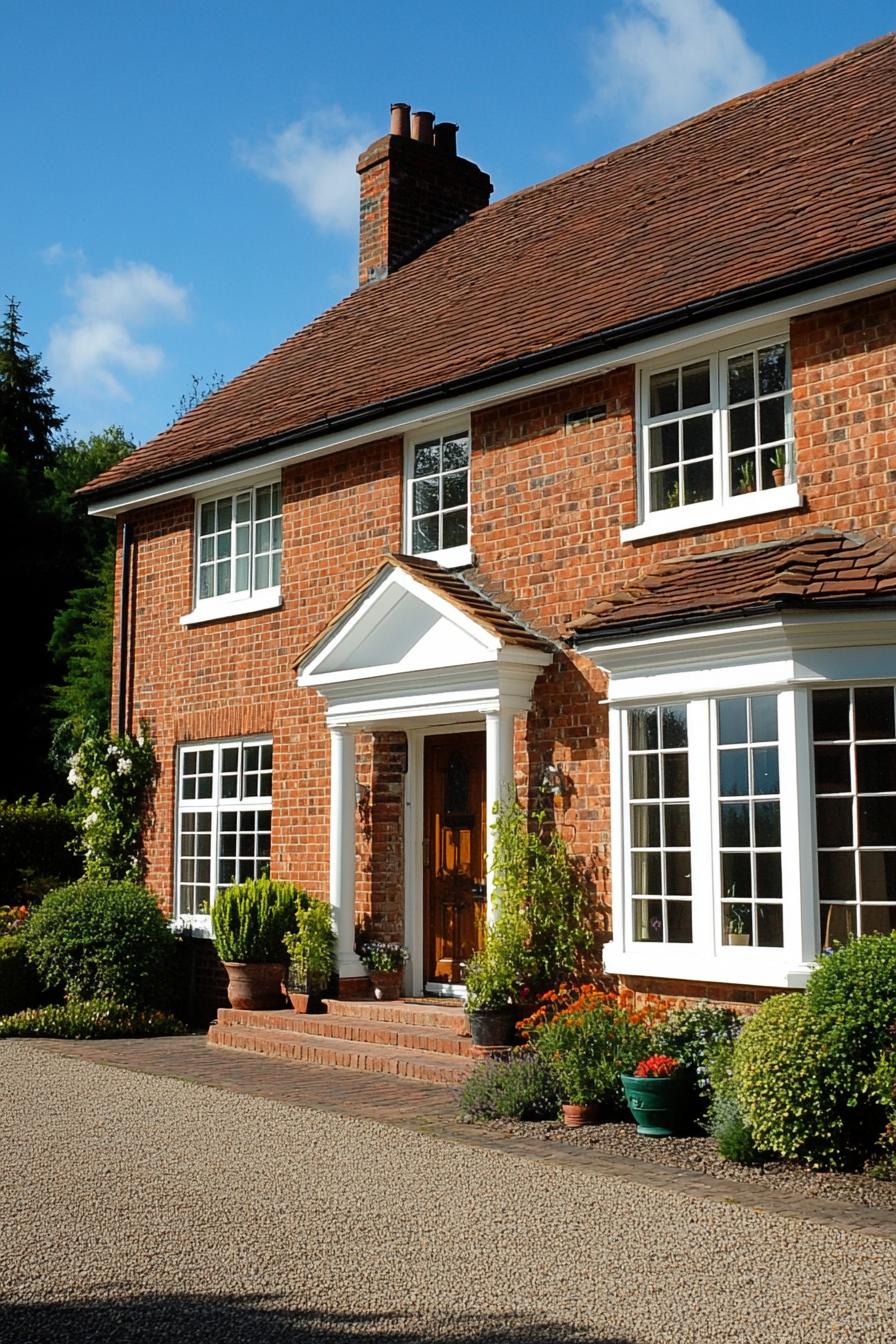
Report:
578,609,896,702
87,264,896,518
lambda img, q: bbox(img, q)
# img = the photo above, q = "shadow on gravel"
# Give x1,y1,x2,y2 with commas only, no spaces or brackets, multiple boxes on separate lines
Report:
0,1293,634,1343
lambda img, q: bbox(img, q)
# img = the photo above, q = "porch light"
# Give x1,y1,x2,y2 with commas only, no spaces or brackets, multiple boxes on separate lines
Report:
539,762,569,797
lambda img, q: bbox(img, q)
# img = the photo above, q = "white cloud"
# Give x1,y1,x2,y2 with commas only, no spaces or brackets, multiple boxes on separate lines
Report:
41,242,87,268
48,261,189,400
584,0,768,136
236,107,369,233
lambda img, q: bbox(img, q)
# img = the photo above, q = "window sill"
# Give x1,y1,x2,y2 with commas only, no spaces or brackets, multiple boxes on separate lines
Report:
409,544,473,570
621,484,802,543
170,916,213,939
180,591,282,626
602,940,813,989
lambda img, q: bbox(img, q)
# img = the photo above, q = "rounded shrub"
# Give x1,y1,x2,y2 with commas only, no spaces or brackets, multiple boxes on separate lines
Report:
22,879,175,1007
732,992,859,1170
0,999,186,1040
805,934,896,1102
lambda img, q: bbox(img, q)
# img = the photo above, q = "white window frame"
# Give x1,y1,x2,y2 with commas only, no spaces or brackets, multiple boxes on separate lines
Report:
181,476,283,625
403,420,472,568
172,735,273,933
622,325,801,543
586,611,896,989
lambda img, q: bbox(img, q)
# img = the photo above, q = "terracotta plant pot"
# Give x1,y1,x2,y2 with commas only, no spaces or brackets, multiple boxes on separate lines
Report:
561,1102,602,1128
772,467,785,487
370,969,403,1000
284,988,325,1014
222,961,286,1011
620,1073,694,1137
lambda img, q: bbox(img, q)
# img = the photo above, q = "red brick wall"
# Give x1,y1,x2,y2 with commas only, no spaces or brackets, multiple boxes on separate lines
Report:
118,291,895,995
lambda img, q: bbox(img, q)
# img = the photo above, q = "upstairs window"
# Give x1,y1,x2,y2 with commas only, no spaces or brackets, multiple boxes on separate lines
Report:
196,480,282,606
629,333,795,539
405,427,471,566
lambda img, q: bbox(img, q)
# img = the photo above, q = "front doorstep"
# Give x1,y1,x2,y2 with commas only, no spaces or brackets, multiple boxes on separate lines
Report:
207,999,475,1087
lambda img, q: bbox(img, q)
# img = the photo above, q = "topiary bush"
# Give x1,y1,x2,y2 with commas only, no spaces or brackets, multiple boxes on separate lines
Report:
805,934,896,1115
0,999,186,1039
459,1050,560,1122
211,876,300,964
0,798,80,904
22,879,176,1008
732,992,859,1170
0,934,47,1015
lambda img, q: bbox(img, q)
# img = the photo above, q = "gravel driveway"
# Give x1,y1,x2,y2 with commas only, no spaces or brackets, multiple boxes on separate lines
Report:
1,1040,894,1344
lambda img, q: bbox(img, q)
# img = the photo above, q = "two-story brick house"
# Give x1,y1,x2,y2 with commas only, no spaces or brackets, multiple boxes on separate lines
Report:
80,36,896,1009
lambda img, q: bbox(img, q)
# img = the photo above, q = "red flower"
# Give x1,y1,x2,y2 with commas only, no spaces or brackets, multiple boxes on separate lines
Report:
634,1054,680,1078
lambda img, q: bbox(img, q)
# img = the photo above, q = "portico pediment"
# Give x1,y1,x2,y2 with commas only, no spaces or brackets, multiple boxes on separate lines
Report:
296,555,552,728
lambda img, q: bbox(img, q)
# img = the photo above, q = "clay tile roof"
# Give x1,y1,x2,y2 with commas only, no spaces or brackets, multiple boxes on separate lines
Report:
82,34,896,501
294,553,551,667
569,531,896,640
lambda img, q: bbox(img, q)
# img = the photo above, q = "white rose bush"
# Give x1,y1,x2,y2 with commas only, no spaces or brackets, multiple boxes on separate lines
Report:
68,725,156,880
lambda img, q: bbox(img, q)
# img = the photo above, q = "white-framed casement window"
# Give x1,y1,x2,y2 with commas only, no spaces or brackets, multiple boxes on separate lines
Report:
182,479,282,624
404,424,471,567
622,330,799,542
813,686,896,943
174,737,273,925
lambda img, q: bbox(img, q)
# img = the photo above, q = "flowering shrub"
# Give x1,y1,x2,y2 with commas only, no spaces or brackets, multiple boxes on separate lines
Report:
67,726,156,880
522,984,660,1107
359,941,409,973
458,1050,560,1122
634,1054,680,1079
0,999,186,1040
0,905,29,935
651,1002,744,1100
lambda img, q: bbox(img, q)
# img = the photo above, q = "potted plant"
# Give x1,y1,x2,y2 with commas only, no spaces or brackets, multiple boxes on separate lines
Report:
210,876,298,1009
464,944,520,1047
620,1054,695,1136
283,898,336,1013
725,905,750,946
525,984,651,1127
734,458,755,495
359,940,408,1000
770,445,788,488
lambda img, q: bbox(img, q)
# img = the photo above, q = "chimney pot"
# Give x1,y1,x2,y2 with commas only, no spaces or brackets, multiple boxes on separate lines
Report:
411,110,435,145
390,102,411,137
433,122,458,156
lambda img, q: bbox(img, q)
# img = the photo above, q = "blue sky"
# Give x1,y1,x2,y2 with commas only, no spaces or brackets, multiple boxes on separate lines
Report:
6,1,894,446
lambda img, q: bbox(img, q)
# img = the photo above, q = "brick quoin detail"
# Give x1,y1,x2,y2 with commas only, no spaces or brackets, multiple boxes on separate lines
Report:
118,292,896,1003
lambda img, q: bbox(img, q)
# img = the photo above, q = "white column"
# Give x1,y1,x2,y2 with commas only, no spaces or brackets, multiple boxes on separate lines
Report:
329,727,365,980
484,709,516,922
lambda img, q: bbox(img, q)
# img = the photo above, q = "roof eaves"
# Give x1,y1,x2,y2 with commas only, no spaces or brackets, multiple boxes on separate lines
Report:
568,595,896,645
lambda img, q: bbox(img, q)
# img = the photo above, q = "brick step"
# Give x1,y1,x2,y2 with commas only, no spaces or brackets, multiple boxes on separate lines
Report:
207,1020,476,1086
322,997,471,1036
218,1007,476,1058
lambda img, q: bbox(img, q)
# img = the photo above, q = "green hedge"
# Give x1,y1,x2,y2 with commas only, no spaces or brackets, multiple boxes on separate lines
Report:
0,798,80,904
0,934,46,1015
23,879,176,1008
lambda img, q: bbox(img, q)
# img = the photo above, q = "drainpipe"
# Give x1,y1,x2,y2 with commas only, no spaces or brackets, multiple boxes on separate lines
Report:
117,519,132,737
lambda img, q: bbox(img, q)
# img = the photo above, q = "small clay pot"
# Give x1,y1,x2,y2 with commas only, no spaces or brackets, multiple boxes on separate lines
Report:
561,1102,602,1128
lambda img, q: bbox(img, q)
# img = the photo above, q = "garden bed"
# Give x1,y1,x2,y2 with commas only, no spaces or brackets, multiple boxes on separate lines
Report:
474,1116,896,1210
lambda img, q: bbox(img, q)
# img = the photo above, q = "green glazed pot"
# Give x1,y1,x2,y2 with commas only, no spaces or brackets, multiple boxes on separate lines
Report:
620,1073,693,1137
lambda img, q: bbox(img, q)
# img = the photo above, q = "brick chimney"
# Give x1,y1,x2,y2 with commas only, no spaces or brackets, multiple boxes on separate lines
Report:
356,103,493,285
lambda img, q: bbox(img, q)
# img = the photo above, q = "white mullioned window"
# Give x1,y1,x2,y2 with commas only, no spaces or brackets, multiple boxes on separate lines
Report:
175,737,273,921
405,425,471,565
626,703,693,944
813,686,896,944
630,332,794,537
196,480,282,606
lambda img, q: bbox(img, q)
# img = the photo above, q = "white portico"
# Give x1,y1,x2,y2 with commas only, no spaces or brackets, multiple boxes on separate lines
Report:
296,556,552,993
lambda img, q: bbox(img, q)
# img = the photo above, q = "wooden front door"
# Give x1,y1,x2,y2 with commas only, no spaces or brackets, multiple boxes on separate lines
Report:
423,732,487,985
